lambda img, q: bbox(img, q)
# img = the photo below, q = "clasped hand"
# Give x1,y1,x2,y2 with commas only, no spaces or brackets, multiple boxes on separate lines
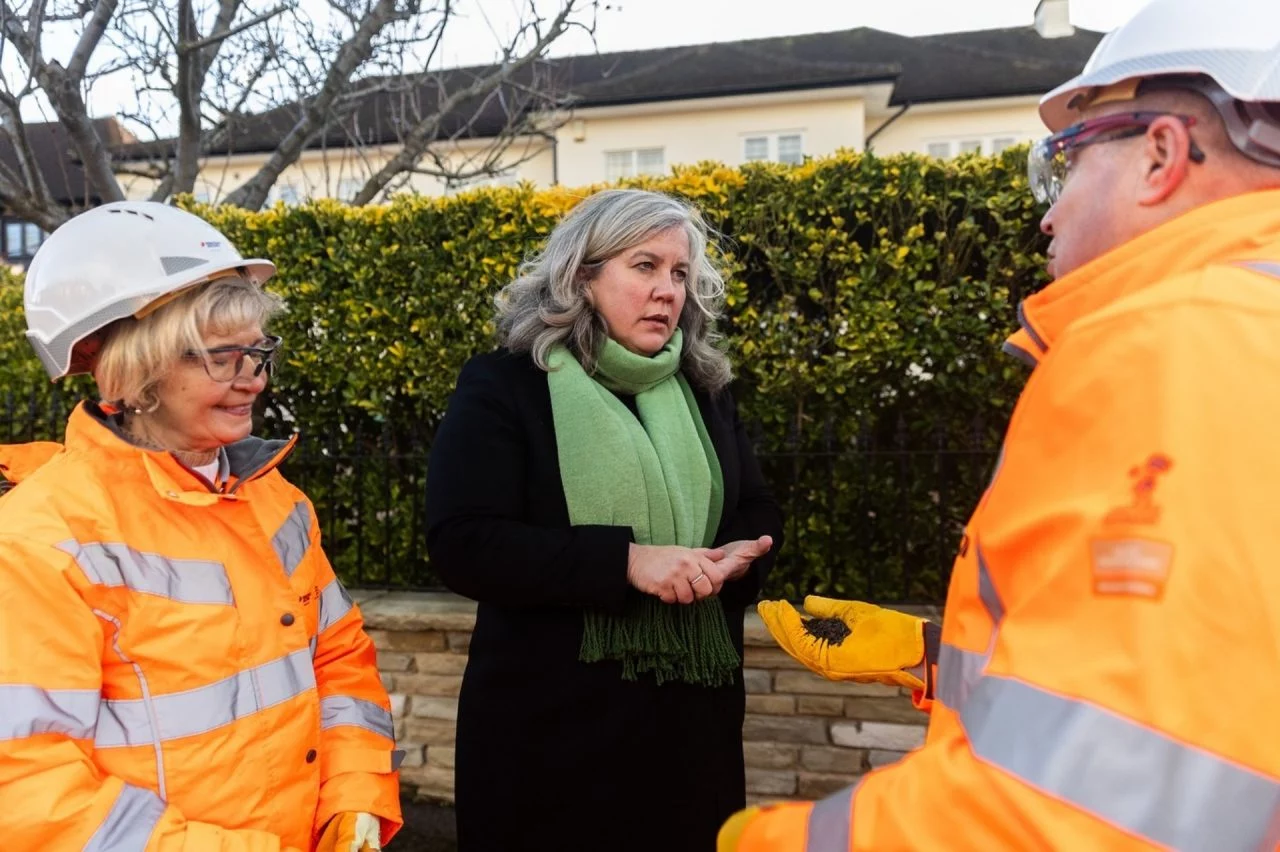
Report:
627,536,773,604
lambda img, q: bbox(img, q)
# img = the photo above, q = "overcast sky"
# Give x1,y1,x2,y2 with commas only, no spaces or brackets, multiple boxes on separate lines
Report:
471,0,1149,63
15,0,1153,124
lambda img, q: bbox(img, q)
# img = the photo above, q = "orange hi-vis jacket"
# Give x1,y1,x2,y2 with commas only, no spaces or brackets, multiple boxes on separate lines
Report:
734,190,1280,851
0,402,403,851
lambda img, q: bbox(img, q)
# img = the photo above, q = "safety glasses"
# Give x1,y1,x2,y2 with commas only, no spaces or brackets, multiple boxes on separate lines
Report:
184,335,282,382
1028,112,1205,205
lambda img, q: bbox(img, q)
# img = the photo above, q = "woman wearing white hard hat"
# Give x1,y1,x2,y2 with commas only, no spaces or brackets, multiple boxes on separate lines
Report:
0,202,401,851
720,0,1280,849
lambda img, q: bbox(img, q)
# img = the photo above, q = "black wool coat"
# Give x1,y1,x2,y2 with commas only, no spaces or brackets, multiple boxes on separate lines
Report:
425,349,785,852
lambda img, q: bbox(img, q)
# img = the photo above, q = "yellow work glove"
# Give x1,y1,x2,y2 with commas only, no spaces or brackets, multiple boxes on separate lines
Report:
316,812,381,852
756,596,934,692
717,805,763,852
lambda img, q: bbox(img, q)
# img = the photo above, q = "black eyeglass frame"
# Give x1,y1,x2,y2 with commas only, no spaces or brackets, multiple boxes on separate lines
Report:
184,334,283,382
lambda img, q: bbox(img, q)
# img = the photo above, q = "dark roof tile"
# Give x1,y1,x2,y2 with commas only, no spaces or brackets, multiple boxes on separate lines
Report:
114,24,1103,159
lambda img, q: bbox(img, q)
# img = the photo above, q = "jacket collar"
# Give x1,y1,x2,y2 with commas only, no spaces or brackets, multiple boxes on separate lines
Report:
57,401,297,504
1005,188,1280,364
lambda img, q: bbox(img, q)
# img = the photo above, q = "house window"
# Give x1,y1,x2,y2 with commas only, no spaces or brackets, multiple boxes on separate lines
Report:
5,223,22,259
273,182,302,205
991,137,1018,154
336,178,363,202
444,169,520,195
604,148,665,181
5,220,46,260
777,134,804,165
742,132,805,165
925,135,1027,158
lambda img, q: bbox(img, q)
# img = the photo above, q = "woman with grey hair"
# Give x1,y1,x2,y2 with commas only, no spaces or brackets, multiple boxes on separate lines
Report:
426,188,785,851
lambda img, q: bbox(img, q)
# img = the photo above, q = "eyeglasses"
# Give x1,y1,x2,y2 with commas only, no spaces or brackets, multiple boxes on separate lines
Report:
184,335,282,382
1028,112,1206,205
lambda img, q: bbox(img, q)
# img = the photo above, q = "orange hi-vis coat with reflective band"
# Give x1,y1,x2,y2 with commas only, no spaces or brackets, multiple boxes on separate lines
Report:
732,190,1280,852
0,402,402,852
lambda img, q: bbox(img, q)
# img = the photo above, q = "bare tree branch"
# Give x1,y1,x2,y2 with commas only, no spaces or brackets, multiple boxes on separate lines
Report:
67,0,115,80
0,0,590,224
351,0,583,205
180,1,287,57
222,0,417,209
1,0,125,204
172,0,201,193
0,96,56,212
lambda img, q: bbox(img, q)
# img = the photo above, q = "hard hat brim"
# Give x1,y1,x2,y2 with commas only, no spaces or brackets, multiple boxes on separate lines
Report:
1040,49,1280,132
33,257,279,380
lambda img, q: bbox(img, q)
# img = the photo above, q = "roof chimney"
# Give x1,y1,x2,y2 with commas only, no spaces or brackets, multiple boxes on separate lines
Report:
1034,0,1074,39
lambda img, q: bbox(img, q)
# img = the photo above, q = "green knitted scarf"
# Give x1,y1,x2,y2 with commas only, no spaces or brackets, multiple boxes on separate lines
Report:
546,329,740,687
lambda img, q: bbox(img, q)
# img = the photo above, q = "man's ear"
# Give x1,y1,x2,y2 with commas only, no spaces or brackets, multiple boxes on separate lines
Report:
1137,116,1197,206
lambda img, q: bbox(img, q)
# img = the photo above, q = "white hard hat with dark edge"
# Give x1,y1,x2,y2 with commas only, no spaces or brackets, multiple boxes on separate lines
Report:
24,201,276,380
1038,0,1280,162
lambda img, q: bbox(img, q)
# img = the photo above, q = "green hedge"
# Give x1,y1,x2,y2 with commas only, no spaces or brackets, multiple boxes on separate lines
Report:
0,148,1049,602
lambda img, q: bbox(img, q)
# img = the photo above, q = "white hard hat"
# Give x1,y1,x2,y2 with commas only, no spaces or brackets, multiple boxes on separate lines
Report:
24,201,275,379
1039,0,1280,154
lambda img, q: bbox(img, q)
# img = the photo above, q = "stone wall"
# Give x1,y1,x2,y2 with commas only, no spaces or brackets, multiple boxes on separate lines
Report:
355,591,940,805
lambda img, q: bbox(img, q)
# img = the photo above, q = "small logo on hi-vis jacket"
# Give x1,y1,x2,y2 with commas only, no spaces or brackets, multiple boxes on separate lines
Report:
1089,538,1173,599
1103,453,1173,527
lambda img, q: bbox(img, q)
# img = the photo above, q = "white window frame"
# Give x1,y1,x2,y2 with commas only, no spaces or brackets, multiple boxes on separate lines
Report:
603,147,666,181
5,222,23,259
923,134,1025,158
336,177,364,202
741,131,806,165
5,220,46,259
444,168,521,196
272,181,302,206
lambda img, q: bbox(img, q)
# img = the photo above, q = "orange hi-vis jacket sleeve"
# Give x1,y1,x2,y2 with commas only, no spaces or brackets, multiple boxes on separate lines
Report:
306,517,403,841
733,191,1280,851
0,402,402,851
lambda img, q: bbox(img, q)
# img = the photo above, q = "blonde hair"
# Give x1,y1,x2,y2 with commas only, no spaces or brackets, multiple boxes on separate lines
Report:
494,189,733,392
95,276,284,411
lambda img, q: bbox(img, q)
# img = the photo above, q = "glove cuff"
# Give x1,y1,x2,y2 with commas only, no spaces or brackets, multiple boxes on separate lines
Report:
921,621,942,700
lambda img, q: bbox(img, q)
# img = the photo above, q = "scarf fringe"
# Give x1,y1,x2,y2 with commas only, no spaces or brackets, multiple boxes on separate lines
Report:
580,596,741,688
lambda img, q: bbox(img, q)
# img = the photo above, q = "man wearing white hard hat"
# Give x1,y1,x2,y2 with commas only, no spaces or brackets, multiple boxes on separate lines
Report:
719,0,1280,849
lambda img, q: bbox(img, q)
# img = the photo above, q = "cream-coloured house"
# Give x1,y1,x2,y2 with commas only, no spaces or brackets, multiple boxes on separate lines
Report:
115,0,1100,205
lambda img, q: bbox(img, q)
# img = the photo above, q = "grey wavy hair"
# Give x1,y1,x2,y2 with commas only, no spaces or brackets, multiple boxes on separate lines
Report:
493,188,733,392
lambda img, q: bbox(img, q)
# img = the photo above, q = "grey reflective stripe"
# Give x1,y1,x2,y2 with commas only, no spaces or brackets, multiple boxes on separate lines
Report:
317,577,354,634
1016,302,1048,353
975,543,1005,624
986,447,1005,492
273,501,312,577
0,685,99,741
95,647,316,748
58,541,232,605
934,642,987,713
95,609,167,800
963,675,1280,852
1001,339,1038,367
804,782,857,852
1239,260,1280,279
321,695,395,739
83,782,166,852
